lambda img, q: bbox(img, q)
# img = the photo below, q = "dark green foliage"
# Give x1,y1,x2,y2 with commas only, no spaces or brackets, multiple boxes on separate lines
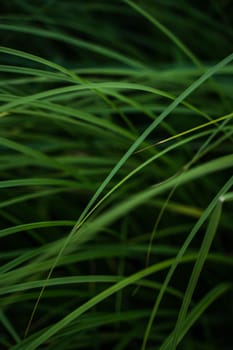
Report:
0,1,232,349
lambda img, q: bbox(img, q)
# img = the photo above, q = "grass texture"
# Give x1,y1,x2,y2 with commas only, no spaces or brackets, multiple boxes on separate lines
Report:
0,1,233,349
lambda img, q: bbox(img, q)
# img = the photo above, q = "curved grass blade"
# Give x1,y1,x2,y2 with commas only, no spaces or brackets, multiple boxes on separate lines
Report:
141,175,233,349
124,0,201,67
170,200,223,349
158,284,231,350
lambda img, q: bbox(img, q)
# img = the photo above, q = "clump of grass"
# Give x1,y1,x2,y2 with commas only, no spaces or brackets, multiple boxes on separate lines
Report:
0,1,233,349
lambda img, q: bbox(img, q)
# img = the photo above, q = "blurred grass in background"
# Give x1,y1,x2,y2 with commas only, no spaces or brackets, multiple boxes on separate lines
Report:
0,1,233,349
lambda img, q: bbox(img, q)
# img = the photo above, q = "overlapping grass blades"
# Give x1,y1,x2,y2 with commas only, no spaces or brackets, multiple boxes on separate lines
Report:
0,1,232,349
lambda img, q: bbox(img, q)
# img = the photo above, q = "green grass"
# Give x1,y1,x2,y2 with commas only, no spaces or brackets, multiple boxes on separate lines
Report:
0,1,233,349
